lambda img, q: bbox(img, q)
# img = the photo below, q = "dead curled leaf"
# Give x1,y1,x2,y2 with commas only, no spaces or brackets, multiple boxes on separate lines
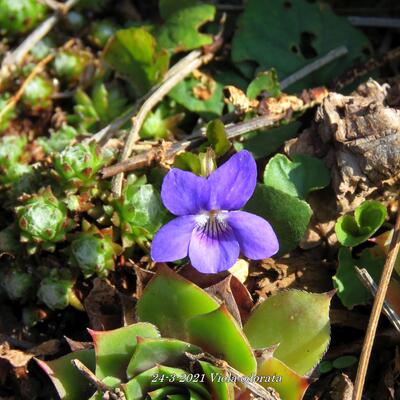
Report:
285,79,400,213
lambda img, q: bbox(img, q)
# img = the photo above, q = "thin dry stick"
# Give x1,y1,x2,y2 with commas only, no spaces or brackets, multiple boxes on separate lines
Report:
101,114,278,178
87,50,203,144
279,46,348,90
0,0,78,87
111,52,214,196
356,267,400,333
353,201,400,400
348,16,400,28
0,53,54,122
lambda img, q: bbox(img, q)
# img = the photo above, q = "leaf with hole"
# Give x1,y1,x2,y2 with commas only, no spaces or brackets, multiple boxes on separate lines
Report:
231,0,370,90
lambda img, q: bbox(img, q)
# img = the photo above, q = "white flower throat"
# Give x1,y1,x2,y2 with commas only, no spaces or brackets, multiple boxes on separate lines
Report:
195,210,229,238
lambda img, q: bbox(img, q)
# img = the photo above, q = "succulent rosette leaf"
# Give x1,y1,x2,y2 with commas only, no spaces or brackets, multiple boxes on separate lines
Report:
69,223,122,278
0,135,32,185
112,176,167,248
53,142,110,191
40,267,331,400
0,0,47,36
16,187,74,253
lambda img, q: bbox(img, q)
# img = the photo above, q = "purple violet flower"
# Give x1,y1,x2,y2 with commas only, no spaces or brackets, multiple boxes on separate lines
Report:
151,150,279,274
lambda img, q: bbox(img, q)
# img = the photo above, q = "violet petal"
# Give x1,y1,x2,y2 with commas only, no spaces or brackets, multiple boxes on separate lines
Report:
207,150,257,211
151,215,195,262
188,226,240,274
161,169,210,216
228,210,279,259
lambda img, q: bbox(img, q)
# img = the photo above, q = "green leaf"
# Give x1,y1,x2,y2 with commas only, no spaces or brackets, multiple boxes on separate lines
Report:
159,0,197,19
90,323,160,380
168,76,224,118
187,305,257,376
156,4,215,53
319,361,333,374
234,122,300,160
333,247,384,309
206,120,231,157
103,27,169,96
332,355,357,369
246,69,281,99
263,153,330,199
136,265,219,339
335,200,387,247
257,356,309,400
244,290,332,375
127,337,201,378
37,349,95,400
231,0,370,90
244,184,312,255
174,152,201,174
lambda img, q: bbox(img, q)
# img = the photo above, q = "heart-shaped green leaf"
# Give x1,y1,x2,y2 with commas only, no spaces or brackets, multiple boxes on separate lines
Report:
231,0,369,90
257,356,309,400
127,337,201,378
333,247,384,309
136,265,219,340
335,200,387,247
244,184,312,255
103,27,169,96
187,304,257,376
36,349,95,400
206,120,231,157
263,154,330,199
174,152,201,174
244,290,332,375
90,323,160,380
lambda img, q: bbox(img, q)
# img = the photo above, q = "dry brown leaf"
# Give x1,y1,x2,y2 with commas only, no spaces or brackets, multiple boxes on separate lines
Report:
285,79,400,213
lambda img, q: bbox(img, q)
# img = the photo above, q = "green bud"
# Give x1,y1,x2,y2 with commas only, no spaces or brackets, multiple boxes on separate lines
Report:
16,187,74,253
2,268,34,301
53,142,110,190
69,226,121,278
88,20,118,48
0,0,47,36
37,276,74,310
21,75,55,112
53,49,92,84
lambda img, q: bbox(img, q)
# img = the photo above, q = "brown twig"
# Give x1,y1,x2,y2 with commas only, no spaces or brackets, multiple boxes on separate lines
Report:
353,200,400,400
0,0,78,88
333,46,400,90
111,51,215,196
185,352,280,400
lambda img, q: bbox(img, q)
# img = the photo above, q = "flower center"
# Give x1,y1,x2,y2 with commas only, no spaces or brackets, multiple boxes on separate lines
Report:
195,209,229,238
